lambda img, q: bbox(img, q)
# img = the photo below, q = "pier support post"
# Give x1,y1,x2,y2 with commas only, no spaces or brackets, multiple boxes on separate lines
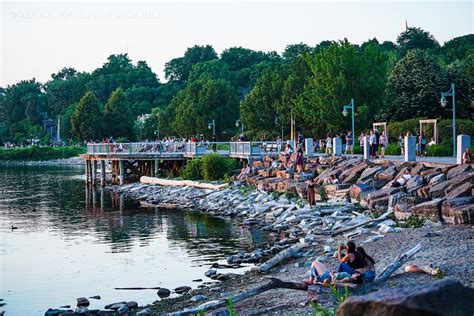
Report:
100,160,106,186
155,160,159,177
404,136,416,162
363,136,371,160
457,135,471,164
92,161,97,185
85,160,90,182
119,160,125,185
100,189,105,211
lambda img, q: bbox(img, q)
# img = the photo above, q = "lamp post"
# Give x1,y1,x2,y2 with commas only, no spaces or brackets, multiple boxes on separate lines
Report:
208,119,216,136
440,83,456,157
342,98,355,140
235,119,244,136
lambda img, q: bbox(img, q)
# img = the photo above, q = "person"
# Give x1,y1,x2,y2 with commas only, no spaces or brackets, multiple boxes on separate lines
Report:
341,132,347,155
462,147,472,164
419,132,427,157
337,241,366,276
391,168,412,187
296,145,304,173
306,176,316,206
415,131,421,157
373,129,379,157
369,130,377,159
356,247,376,282
323,174,339,185
398,134,405,156
283,144,294,156
211,135,217,152
276,135,282,151
297,131,305,150
303,260,363,286
345,131,354,155
379,131,388,158
237,165,252,180
325,134,332,156
359,132,365,155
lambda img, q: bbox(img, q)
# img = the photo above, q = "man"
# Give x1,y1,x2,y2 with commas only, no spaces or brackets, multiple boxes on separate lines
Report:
391,169,412,187
462,147,472,164
341,132,347,155
345,131,354,155
297,131,305,150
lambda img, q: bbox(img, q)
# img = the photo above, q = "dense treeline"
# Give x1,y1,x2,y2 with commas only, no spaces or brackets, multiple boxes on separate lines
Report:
0,27,472,144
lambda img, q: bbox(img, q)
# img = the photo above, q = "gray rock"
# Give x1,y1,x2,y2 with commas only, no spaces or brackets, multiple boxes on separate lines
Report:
126,301,138,309
336,279,474,316
104,302,126,310
76,297,90,307
174,286,192,294
74,307,90,315
191,295,209,302
157,288,171,297
136,309,151,316
204,269,217,277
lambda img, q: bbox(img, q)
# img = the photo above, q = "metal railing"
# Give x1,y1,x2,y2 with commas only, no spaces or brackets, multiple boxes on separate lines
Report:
86,141,284,157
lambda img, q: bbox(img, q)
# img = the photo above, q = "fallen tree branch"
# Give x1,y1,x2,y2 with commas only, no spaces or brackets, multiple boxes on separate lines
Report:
169,277,308,316
374,243,422,283
258,243,306,273
115,287,161,290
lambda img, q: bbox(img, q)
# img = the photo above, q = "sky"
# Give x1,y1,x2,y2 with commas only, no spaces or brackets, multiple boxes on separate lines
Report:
0,0,472,86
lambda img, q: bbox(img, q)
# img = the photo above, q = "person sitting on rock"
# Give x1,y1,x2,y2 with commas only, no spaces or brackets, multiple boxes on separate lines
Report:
303,260,333,286
462,147,472,164
283,144,294,156
337,241,366,276
391,168,412,187
323,174,339,185
236,165,252,180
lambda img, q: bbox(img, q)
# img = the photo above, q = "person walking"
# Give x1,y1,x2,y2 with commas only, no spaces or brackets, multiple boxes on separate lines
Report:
341,132,347,155
419,132,427,157
398,133,404,156
296,145,304,173
359,132,365,156
345,131,354,156
374,129,380,158
211,135,217,152
306,176,316,206
325,133,332,156
369,130,377,159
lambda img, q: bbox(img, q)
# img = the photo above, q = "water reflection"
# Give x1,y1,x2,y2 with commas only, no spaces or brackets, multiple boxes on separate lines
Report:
0,165,269,315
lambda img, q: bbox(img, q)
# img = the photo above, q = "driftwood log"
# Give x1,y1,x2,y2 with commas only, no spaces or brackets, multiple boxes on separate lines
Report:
140,176,228,190
313,210,394,236
374,243,422,283
259,243,306,273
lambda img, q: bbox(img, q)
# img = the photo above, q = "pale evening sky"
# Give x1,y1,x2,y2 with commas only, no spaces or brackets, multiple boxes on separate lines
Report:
0,0,472,87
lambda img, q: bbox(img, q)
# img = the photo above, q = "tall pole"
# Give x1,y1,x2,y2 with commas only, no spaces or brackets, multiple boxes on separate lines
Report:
212,119,216,136
351,98,355,141
57,115,61,144
452,83,456,158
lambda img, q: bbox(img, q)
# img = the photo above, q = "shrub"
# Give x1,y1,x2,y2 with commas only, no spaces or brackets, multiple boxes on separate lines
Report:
0,146,85,161
201,154,237,181
180,158,202,180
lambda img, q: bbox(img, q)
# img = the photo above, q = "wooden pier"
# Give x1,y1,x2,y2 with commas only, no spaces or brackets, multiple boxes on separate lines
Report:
81,141,283,185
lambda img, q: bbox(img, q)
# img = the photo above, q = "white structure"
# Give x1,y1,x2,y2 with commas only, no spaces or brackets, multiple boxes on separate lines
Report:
404,136,416,162
305,138,313,157
457,134,471,164
363,136,371,159
333,137,342,156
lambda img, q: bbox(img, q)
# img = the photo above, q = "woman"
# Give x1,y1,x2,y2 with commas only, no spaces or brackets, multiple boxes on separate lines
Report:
419,132,427,157
337,241,366,275
369,131,376,159
284,144,294,156
358,132,365,155
296,145,304,173
398,134,404,156
325,134,332,156
379,131,388,158
356,247,376,282
306,176,316,206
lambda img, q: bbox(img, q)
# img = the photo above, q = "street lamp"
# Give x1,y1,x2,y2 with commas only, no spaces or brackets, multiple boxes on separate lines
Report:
235,119,244,135
208,119,216,136
342,98,355,140
440,83,456,157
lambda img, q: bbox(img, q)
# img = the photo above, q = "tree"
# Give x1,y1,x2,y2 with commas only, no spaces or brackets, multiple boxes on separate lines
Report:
103,88,134,140
283,43,311,60
385,50,447,121
397,27,440,54
441,34,474,64
445,60,473,119
188,60,233,84
71,91,103,141
170,79,239,138
164,45,218,82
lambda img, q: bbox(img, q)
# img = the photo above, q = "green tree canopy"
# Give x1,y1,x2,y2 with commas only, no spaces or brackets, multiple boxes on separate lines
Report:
397,27,440,54
71,91,103,141
104,88,134,140
164,45,218,82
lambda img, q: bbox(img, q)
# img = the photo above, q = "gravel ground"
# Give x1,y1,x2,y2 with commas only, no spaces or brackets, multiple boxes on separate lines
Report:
147,225,474,315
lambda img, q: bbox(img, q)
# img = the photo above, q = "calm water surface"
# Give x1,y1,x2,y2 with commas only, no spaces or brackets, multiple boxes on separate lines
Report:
0,165,268,315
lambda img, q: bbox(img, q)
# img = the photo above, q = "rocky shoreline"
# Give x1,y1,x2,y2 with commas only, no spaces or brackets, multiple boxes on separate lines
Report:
100,155,473,315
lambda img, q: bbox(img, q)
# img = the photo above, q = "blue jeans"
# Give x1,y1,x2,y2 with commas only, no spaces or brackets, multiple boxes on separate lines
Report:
362,270,376,282
338,262,356,275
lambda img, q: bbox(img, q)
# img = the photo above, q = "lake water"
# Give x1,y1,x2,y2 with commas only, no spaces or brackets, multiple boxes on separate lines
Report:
0,165,268,315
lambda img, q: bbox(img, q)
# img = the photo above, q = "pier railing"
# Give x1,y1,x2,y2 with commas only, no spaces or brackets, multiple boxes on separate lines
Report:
86,141,284,157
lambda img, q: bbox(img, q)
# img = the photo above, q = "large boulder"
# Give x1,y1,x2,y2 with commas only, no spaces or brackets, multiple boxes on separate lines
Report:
406,175,424,195
336,279,474,316
411,198,445,221
349,183,376,201
442,197,474,224
429,172,473,198
357,166,384,183
375,164,398,181
446,164,471,180
445,182,474,199
340,161,368,183
428,173,446,187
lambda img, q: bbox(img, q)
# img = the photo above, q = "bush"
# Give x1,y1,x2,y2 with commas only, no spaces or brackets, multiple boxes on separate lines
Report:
180,158,202,180
0,146,85,161
200,154,237,181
